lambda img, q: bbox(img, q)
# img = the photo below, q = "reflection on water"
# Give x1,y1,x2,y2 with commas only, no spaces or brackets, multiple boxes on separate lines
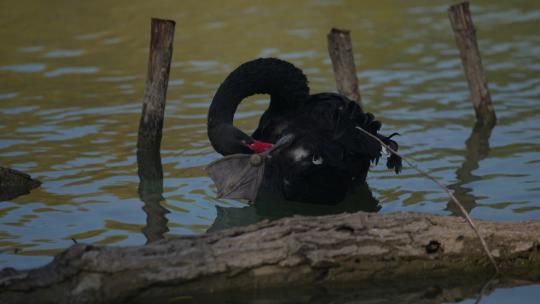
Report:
133,276,540,304
137,142,169,243
447,121,495,215
208,183,380,232
1,2,540,302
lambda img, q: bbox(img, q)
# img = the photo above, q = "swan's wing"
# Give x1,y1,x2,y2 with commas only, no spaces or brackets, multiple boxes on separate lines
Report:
206,154,265,203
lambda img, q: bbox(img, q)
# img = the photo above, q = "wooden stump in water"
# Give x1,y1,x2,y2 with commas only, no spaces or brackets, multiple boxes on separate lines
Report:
327,28,362,106
137,18,175,243
137,18,175,154
448,2,496,126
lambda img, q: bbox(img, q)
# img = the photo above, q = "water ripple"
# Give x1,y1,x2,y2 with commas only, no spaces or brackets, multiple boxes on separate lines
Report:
43,49,85,58
0,63,46,73
44,66,99,77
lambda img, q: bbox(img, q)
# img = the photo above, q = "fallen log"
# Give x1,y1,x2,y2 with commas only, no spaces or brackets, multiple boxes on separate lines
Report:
1,211,539,303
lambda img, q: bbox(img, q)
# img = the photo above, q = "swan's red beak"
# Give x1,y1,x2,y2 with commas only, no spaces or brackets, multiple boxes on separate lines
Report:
247,140,273,153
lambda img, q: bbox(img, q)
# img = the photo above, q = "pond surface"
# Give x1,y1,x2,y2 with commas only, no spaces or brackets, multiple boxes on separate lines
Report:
1,0,539,302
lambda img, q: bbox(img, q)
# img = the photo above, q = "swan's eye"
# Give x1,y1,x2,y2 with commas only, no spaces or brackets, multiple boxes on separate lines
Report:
312,154,324,165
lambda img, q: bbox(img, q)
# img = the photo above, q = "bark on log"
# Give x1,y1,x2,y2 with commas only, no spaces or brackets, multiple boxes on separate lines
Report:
0,166,41,201
448,2,496,126
1,211,539,303
327,28,362,105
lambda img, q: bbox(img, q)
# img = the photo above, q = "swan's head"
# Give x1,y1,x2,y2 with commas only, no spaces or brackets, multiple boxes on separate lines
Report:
208,123,272,155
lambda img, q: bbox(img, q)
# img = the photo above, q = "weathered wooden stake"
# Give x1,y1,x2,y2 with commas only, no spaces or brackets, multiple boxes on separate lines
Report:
137,18,175,243
137,18,175,152
327,28,362,105
448,2,496,126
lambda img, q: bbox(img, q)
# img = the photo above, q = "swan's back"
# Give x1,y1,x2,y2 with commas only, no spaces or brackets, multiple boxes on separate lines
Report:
253,92,400,203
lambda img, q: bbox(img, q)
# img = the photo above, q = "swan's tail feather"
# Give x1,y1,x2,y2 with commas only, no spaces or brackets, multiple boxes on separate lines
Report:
337,102,402,174
376,134,403,174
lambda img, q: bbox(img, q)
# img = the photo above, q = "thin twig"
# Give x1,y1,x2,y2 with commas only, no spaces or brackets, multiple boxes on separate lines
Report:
356,126,500,273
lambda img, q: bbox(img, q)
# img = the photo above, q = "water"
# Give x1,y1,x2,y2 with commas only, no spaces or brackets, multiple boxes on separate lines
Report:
1,0,539,302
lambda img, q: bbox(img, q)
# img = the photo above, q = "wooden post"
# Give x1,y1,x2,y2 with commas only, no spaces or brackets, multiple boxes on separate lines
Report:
137,18,175,152
327,28,362,105
137,18,175,243
448,2,496,126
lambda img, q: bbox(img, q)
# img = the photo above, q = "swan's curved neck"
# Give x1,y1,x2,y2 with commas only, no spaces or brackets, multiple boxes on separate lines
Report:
208,58,309,155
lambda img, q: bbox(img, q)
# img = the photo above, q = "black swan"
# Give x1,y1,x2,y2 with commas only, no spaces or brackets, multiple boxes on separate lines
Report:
207,58,401,204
